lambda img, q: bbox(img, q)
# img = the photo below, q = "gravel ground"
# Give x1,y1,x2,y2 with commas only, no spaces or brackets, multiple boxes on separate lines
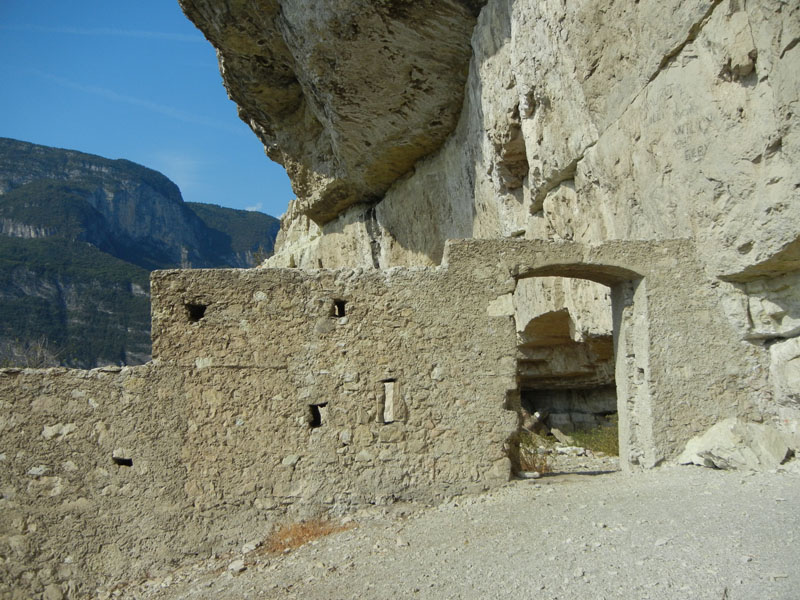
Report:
120,459,800,600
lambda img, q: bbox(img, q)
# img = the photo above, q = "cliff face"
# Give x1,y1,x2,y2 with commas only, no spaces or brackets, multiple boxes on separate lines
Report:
178,0,485,224
0,138,279,270
0,138,280,367
183,0,799,271
184,1,800,424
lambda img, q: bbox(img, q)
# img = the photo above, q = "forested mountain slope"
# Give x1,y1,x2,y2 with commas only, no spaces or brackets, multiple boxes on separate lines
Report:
0,137,280,367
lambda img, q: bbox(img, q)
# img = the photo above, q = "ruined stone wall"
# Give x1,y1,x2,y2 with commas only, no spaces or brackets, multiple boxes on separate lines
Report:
149,264,518,514
1,250,519,598
447,238,772,465
0,365,191,599
1,238,790,597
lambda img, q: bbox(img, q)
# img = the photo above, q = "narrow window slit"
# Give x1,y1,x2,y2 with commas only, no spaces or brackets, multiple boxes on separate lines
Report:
185,303,207,323
331,299,347,318
112,456,133,467
381,380,397,424
309,403,328,428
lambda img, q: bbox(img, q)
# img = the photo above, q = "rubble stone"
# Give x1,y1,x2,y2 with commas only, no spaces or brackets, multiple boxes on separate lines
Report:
678,418,795,470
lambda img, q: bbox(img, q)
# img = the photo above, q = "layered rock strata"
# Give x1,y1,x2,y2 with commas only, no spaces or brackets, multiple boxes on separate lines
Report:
260,0,799,276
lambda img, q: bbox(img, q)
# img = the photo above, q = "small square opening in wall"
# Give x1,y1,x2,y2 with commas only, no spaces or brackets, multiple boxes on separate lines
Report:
185,303,207,323
309,403,328,428
331,299,347,318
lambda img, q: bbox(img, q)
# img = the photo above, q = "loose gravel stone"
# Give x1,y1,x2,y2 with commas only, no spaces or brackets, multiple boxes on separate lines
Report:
117,465,800,600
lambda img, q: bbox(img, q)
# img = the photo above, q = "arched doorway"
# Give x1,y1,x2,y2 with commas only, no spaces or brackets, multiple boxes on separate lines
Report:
509,262,649,472
514,276,617,470
447,237,733,474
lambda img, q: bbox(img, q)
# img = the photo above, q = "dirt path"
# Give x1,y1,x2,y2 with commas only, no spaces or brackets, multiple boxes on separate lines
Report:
122,464,800,600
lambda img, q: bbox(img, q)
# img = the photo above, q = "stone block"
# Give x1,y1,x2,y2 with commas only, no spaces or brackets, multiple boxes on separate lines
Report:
678,418,794,471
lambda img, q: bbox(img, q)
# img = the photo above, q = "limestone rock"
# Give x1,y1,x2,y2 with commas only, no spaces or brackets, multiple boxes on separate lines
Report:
550,428,575,446
678,418,794,471
42,423,76,440
228,559,246,573
42,584,63,600
254,0,799,303
770,338,800,406
179,0,485,224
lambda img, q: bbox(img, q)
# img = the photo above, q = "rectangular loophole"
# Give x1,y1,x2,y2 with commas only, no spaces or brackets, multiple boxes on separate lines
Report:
309,403,328,428
112,456,133,467
185,303,207,322
382,380,397,424
331,299,347,318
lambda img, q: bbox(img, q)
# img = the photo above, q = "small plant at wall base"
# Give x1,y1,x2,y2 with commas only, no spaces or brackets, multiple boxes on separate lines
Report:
261,519,354,554
516,431,552,474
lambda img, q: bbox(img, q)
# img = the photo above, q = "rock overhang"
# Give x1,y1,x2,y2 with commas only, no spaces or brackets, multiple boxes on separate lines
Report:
179,0,487,224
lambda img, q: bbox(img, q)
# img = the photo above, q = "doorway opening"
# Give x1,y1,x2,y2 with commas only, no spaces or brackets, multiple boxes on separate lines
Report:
512,274,626,474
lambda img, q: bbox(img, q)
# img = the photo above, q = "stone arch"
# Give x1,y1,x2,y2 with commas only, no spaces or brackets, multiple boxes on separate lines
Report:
447,237,741,471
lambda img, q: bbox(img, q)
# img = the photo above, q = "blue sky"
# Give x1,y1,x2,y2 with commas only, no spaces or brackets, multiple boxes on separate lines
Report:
0,1,294,218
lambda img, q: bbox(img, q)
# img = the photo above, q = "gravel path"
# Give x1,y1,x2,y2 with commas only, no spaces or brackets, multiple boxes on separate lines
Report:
122,463,800,600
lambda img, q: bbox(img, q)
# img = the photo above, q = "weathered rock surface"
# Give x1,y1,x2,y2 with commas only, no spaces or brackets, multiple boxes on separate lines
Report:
247,0,797,275
190,0,799,428
678,418,798,471
179,0,485,224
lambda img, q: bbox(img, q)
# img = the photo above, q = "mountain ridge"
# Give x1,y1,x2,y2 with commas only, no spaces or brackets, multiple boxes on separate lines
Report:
0,137,280,367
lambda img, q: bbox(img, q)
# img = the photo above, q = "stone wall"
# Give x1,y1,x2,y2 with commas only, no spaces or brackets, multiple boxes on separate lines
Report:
149,263,519,514
1,244,521,598
447,238,772,465
2,237,785,598
0,365,191,599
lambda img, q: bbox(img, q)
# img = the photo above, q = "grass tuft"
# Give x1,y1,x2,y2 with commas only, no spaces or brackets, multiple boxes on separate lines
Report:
570,414,619,456
517,431,553,473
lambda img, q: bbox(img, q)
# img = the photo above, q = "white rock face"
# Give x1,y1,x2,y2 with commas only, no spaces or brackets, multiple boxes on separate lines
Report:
179,0,485,224
678,418,796,470
770,338,800,407
186,0,800,427
263,0,798,271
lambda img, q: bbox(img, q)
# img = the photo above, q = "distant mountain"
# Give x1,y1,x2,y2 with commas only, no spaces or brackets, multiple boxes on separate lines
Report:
184,201,278,267
0,137,280,367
